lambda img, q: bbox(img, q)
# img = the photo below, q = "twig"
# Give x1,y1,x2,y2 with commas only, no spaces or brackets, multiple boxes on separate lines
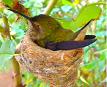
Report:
43,0,58,15
11,57,22,87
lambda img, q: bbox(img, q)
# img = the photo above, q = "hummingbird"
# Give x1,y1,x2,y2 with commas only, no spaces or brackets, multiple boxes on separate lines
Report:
8,8,96,51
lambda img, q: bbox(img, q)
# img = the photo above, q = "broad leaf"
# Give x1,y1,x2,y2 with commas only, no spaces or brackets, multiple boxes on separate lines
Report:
0,39,16,71
60,4,102,31
71,4,102,30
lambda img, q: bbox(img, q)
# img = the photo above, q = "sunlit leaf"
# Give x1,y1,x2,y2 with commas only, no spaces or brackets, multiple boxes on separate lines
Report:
60,4,102,31
62,0,74,6
2,0,13,7
0,39,15,71
72,4,102,30
0,39,15,56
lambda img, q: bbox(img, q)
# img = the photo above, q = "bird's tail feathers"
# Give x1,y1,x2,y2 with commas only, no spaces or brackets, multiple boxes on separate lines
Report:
74,20,92,41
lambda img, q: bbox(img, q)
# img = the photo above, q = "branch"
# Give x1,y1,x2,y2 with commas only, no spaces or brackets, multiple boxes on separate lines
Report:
11,57,22,87
43,0,58,15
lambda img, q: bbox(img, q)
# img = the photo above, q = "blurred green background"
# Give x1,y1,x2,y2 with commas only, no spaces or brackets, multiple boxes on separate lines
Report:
0,0,106,87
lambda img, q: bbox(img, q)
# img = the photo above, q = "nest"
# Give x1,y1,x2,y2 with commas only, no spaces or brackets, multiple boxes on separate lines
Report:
16,34,83,87
15,20,83,87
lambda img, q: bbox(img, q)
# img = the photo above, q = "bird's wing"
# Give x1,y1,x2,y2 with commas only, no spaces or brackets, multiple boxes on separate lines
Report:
45,35,96,51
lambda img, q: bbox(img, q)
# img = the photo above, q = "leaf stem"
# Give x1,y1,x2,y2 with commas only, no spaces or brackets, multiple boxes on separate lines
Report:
43,0,58,15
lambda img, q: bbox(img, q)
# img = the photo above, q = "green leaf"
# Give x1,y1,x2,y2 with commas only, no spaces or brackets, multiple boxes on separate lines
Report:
35,79,42,87
4,10,17,24
71,4,101,30
59,4,102,31
0,39,15,55
62,0,74,7
39,82,46,87
0,39,16,71
81,59,99,72
71,4,102,31
2,0,13,7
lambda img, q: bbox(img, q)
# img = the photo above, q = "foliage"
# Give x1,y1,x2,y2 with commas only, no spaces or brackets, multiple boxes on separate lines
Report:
22,71,50,87
0,39,16,71
57,4,102,31
0,0,106,87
